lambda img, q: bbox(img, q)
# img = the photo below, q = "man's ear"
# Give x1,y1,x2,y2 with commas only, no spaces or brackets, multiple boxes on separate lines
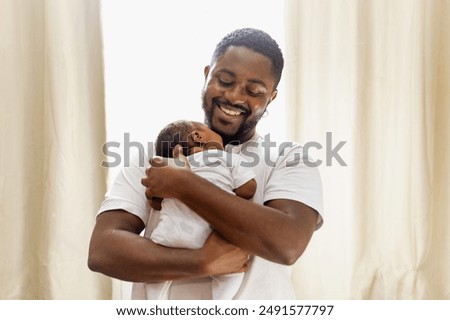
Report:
204,65,210,79
269,89,278,103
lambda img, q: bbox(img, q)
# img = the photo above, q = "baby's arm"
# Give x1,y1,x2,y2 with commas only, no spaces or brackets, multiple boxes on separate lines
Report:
234,178,256,200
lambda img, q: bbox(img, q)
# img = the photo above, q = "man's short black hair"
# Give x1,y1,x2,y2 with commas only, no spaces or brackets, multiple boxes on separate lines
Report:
211,28,284,88
155,120,194,158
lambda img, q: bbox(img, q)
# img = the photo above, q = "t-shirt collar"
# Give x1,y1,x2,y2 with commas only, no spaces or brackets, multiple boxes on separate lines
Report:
224,132,261,154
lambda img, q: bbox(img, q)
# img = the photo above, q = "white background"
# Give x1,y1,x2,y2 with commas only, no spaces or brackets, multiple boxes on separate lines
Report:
102,0,287,184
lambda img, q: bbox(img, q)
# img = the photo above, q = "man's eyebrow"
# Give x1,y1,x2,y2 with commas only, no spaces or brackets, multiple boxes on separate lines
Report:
216,68,236,77
248,79,267,89
216,68,268,89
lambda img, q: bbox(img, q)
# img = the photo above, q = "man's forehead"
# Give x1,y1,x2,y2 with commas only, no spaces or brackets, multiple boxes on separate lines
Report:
214,46,271,65
211,46,275,84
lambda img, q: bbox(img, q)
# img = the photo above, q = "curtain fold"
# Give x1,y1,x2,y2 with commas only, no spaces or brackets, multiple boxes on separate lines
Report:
285,0,449,299
0,0,111,299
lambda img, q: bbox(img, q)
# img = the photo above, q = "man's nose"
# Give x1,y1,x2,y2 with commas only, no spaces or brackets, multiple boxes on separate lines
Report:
224,85,247,105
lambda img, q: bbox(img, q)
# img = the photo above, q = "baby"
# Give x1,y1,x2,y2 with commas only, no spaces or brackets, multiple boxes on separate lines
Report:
147,120,256,299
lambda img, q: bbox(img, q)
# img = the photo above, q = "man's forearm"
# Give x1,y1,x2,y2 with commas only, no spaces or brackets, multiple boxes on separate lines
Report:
174,172,318,265
88,211,204,282
88,210,249,282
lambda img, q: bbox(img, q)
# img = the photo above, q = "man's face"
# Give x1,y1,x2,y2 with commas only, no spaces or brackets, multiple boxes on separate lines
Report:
201,46,278,144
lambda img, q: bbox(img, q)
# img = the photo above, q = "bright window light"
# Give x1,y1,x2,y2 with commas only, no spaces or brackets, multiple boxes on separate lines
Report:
102,0,286,185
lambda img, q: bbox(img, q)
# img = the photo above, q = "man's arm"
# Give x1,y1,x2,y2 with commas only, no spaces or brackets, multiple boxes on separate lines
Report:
88,209,249,282
142,165,319,266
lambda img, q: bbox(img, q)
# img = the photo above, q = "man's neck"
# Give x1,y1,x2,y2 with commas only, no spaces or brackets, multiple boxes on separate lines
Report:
222,130,256,146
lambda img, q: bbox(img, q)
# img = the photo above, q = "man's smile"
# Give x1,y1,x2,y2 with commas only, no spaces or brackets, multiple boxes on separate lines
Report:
219,105,243,116
213,99,248,118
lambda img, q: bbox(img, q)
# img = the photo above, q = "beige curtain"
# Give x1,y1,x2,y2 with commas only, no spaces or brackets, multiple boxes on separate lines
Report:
285,0,450,299
0,0,110,299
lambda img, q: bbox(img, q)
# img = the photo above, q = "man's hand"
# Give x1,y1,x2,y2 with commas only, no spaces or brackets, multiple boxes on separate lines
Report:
198,231,250,277
142,144,191,201
146,155,168,210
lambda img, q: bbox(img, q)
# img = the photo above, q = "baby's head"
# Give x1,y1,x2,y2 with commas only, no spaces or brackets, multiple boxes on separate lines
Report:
155,120,223,158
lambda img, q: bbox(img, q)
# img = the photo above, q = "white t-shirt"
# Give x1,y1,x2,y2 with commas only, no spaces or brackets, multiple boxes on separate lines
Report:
98,133,323,299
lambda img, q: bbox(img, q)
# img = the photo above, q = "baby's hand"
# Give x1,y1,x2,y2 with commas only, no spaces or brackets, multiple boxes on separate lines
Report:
142,145,192,201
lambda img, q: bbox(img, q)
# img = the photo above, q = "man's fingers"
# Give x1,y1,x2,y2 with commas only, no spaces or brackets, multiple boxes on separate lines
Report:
237,264,249,273
150,197,163,210
172,145,184,158
172,144,190,169
150,156,167,168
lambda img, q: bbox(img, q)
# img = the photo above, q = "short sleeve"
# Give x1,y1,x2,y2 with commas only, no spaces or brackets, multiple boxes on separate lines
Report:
264,144,323,229
97,151,150,224
230,153,256,189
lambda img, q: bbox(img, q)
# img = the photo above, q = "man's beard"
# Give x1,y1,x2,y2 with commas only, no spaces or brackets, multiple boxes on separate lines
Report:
201,93,261,145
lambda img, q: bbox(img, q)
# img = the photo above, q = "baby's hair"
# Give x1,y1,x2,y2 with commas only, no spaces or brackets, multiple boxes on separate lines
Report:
155,120,194,158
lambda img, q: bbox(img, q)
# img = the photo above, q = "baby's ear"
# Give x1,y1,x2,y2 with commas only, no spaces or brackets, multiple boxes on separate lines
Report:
190,130,203,142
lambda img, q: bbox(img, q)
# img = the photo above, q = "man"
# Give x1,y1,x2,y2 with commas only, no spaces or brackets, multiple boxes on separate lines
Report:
88,28,323,299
